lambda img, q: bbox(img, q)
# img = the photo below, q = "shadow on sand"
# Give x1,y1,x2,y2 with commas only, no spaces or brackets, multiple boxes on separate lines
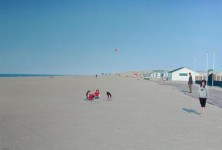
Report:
180,90,189,93
182,108,200,116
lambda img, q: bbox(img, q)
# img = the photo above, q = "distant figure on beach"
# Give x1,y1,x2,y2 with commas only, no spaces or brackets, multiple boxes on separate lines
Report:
198,80,208,117
94,89,100,99
188,72,193,93
106,91,112,100
96,74,98,78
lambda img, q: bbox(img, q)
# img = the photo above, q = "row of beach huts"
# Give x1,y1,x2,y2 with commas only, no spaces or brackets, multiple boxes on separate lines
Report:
125,67,222,87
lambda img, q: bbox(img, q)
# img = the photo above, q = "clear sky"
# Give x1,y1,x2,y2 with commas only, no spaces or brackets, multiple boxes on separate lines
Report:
1,0,222,75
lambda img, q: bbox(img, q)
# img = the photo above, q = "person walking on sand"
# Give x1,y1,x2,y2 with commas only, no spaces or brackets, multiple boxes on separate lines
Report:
188,72,193,93
198,80,208,117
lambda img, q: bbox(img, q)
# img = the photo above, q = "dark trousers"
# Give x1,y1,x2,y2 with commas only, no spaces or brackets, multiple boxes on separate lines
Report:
199,98,207,107
188,84,192,93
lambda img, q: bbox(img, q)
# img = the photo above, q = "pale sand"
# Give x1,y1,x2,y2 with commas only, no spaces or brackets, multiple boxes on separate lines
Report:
0,76,222,150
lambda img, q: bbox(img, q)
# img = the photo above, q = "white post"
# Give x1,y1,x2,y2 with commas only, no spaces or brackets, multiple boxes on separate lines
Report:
194,57,196,83
206,52,208,85
169,65,172,81
212,49,215,86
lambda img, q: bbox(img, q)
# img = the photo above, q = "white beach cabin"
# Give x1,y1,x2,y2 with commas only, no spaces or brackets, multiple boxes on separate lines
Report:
168,67,199,81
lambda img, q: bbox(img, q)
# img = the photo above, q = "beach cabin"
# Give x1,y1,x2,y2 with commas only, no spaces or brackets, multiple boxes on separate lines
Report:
142,70,168,80
168,67,199,81
149,70,168,80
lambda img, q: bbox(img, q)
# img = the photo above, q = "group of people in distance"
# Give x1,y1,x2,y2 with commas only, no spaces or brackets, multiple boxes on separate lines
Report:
86,89,112,101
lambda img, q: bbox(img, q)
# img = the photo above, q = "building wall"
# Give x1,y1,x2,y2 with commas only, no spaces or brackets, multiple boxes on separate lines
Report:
170,68,199,81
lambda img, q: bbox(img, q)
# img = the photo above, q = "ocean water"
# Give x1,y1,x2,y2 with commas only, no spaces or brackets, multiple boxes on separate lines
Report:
0,74,59,78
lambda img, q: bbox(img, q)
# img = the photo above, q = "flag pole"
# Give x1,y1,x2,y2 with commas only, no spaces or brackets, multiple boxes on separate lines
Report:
206,52,208,85
212,49,215,86
194,57,196,83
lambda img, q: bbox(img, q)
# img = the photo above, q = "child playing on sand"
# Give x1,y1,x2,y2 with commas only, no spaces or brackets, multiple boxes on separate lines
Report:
88,93,95,101
94,89,100,99
86,90,90,100
86,90,95,101
106,91,112,100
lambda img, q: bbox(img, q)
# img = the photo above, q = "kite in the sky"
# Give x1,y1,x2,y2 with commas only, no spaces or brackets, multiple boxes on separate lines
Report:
114,49,118,52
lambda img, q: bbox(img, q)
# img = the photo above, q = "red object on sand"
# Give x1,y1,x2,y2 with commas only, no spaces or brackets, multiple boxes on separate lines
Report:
94,90,100,97
88,94,95,100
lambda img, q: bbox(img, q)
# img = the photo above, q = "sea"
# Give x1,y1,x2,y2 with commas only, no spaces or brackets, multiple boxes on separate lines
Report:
0,74,61,78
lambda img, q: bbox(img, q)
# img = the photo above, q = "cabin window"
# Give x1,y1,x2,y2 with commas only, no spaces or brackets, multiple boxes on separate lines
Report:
179,73,188,76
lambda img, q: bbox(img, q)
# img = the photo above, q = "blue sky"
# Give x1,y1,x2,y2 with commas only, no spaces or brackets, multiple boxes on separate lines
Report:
1,0,222,75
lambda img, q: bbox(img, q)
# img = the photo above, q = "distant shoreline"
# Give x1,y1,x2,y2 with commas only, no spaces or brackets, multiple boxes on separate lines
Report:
0,74,95,78
0,74,63,78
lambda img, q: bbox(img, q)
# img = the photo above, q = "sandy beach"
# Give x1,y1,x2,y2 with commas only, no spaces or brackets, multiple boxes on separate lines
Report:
0,76,222,150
